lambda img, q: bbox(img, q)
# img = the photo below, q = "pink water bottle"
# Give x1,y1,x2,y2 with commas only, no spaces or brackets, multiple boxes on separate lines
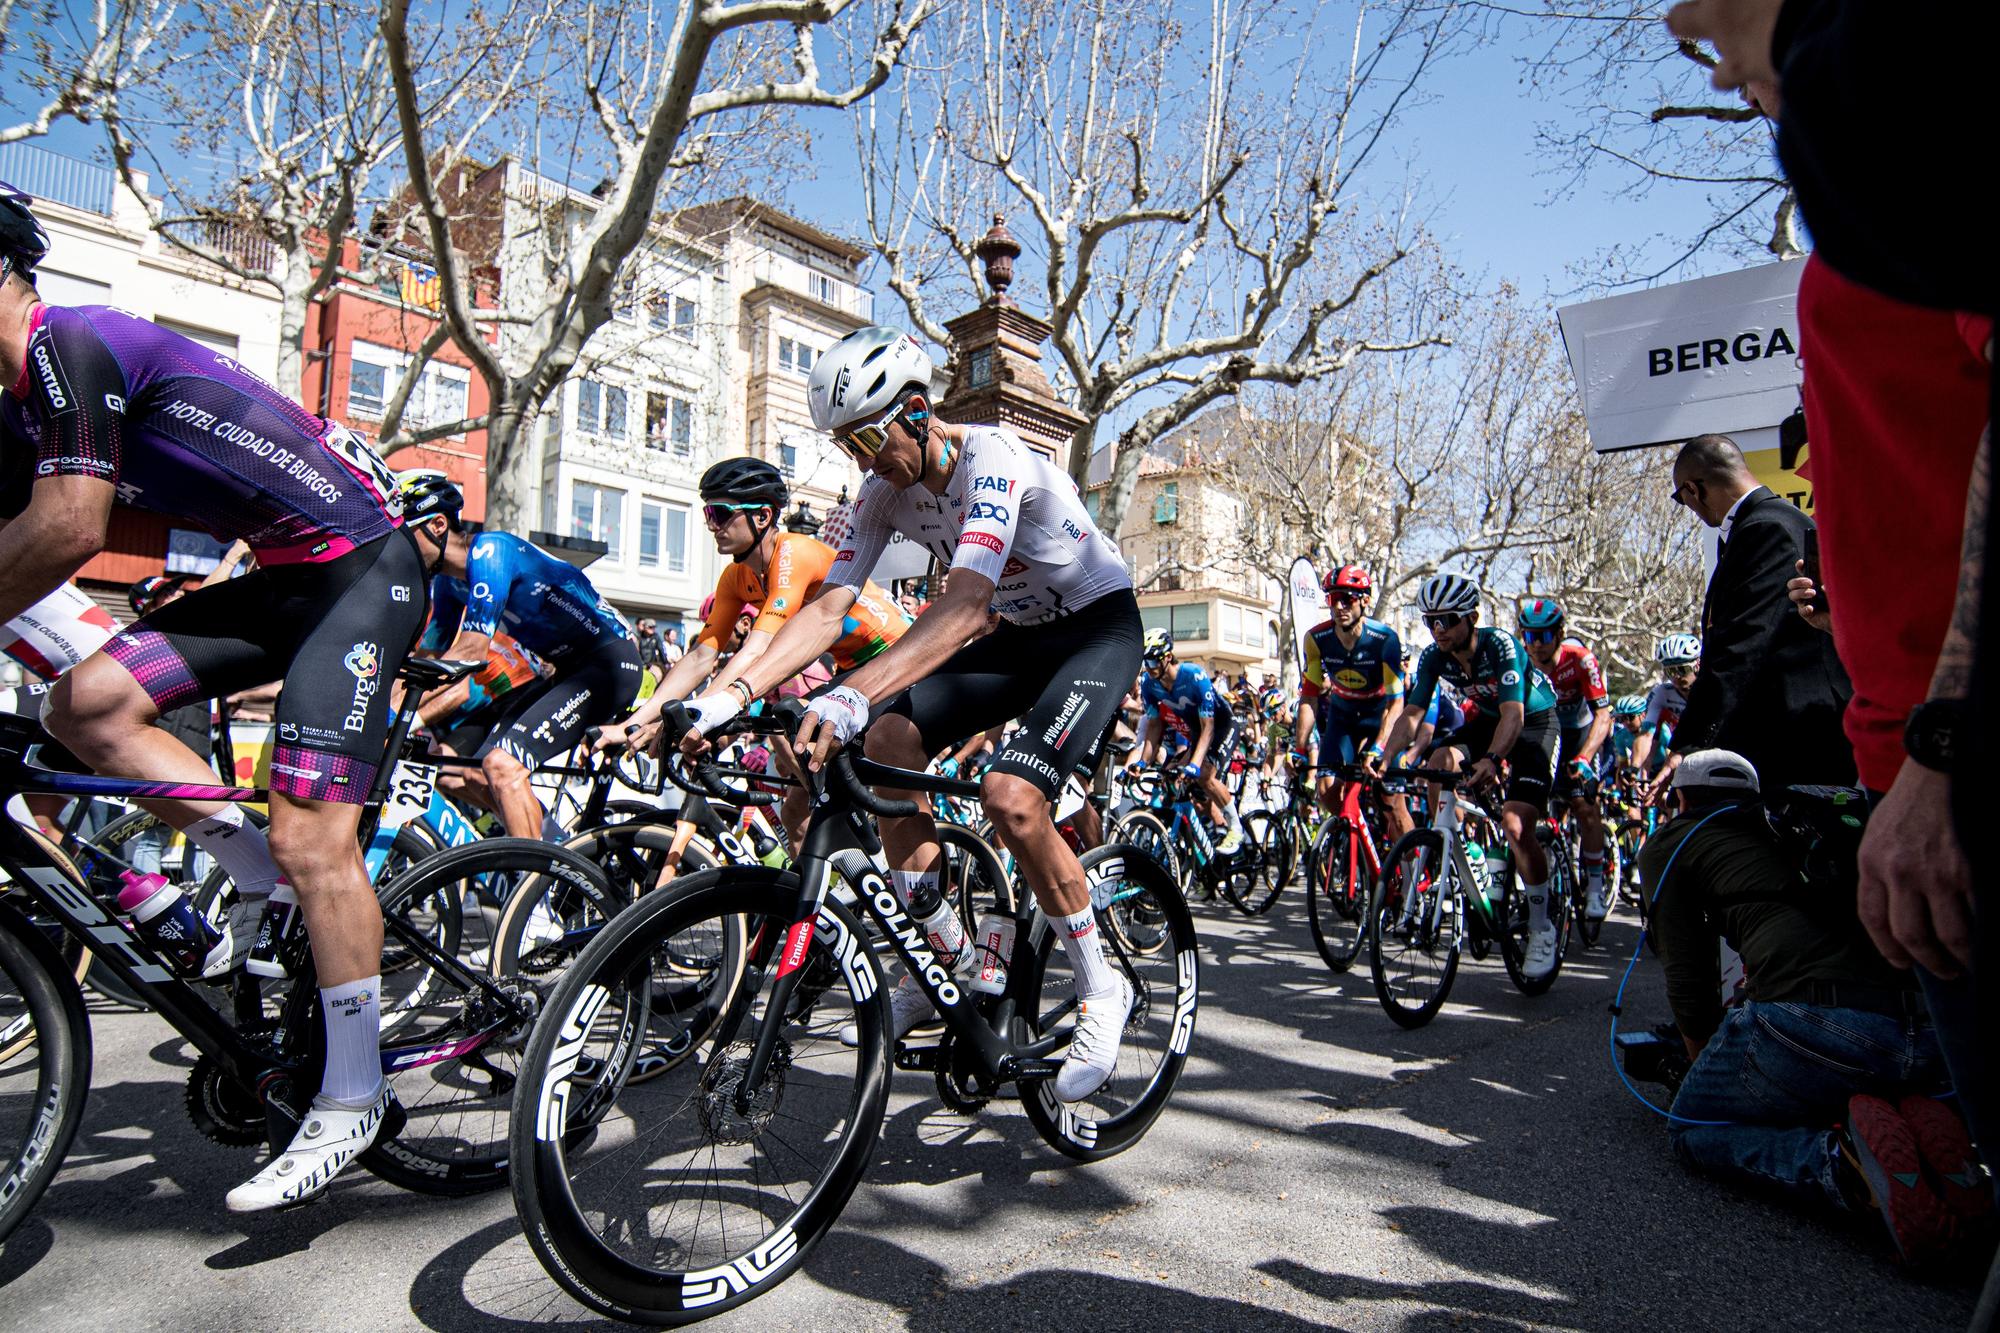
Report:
118,871,226,976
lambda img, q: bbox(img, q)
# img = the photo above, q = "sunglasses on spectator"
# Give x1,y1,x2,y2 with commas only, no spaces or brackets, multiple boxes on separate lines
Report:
1522,628,1560,644
1670,476,1706,507
703,502,765,528
832,401,906,463
1424,613,1465,633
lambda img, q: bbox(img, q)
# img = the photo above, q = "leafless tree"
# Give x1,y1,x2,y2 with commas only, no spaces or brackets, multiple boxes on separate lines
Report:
97,0,534,397
859,0,1467,534
0,0,178,144
382,0,937,533
1468,0,1795,286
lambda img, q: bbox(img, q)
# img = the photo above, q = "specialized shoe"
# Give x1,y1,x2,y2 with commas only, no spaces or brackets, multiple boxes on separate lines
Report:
226,1086,396,1213
1897,1093,1992,1227
1520,921,1559,979
839,972,939,1048
1054,974,1134,1102
1845,1093,1954,1265
200,894,268,979
1585,877,1612,922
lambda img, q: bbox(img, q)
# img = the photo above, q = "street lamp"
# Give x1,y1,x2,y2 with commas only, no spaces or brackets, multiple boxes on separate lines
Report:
784,499,821,536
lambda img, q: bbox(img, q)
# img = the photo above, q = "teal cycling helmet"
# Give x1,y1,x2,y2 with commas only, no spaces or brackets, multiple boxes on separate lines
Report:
1614,694,1647,716
1519,597,1565,631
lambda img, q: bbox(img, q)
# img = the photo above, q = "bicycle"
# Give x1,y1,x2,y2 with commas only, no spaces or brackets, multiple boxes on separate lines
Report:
1303,764,1395,973
1368,768,1573,1029
507,701,1199,1324
0,657,623,1242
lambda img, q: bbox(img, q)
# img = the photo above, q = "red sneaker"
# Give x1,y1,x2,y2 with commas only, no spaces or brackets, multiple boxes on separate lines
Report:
1845,1094,1955,1266
1898,1093,1992,1225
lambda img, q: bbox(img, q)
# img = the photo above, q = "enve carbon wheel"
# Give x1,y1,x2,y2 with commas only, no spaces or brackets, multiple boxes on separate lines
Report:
1369,830,1460,1030
1306,817,1373,973
1018,845,1196,1162
509,866,888,1325
0,901,92,1246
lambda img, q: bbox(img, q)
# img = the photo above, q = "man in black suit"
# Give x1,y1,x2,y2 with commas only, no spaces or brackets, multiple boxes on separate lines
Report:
1648,433,1855,798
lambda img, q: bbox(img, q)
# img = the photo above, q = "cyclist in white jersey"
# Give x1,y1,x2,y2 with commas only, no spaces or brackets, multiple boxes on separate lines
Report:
677,326,1143,1102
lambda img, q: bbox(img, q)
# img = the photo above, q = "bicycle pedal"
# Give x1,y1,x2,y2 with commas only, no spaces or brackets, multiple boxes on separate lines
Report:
892,1044,945,1072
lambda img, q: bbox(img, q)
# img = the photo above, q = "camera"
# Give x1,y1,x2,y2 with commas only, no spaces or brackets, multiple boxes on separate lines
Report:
1617,1023,1691,1093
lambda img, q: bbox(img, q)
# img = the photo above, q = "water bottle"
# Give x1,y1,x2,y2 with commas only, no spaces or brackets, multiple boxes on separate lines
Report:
965,912,1015,995
903,878,970,972
117,871,226,976
246,882,303,979
1463,842,1491,904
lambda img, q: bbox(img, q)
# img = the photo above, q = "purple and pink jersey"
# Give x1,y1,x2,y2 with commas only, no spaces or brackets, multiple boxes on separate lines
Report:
2,304,400,563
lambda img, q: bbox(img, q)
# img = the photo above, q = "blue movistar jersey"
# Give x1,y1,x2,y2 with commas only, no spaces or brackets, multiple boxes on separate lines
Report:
1141,662,1232,732
1,305,400,563
423,532,630,664
1406,627,1558,722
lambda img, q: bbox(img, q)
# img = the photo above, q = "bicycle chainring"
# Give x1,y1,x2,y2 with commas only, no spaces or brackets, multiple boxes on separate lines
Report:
185,1024,279,1148
933,1031,994,1113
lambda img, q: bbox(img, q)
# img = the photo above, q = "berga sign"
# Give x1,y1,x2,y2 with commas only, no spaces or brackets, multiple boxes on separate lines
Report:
1558,260,1804,454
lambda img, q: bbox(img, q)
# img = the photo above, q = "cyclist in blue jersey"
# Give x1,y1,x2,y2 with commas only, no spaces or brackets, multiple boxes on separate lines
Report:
1135,629,1245,853
1382,573,1566,978
396,472,641,839
0,184,424,1211
1293,564,1412,843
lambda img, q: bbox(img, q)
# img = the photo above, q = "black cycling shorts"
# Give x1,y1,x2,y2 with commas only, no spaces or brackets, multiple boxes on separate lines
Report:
1200,709,1241,773
102,530,427,804
878,589,1143,799
1435,709,1559,815
475,638,641,772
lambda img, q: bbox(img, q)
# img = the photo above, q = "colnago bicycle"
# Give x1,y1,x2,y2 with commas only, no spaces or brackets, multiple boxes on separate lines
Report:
1369,767,1574,1029
0,657,621,1241
508,701,1199,1324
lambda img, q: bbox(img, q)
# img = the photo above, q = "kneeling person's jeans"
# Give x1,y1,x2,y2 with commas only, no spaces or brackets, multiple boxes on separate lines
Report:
1668,1000,1945,1211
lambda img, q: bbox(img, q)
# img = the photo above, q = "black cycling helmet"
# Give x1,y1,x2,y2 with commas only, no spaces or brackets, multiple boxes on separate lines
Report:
0,182,51,285
699,457,789,508
395,468,465,527
700,457,788,562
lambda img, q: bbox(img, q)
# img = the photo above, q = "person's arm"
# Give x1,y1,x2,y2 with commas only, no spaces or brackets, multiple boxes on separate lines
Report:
1293,697,1317,755
1188,714,1214,771
1672,515,1798,754
1578,700,1614,765
1382,652,1436,760
1857,429,1985,977
0,475,112,624
1138,712,1162,765
713,585,856,702
200,539,253,588
1472,699,1526,789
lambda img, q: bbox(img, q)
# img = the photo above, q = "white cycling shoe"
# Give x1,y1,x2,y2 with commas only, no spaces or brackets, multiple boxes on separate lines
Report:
1216,826,1245,856
839,973,940,1048
1585,879,1612,922
1054,974,1134,1103
1520,922,1560,980
226,1086,395,1213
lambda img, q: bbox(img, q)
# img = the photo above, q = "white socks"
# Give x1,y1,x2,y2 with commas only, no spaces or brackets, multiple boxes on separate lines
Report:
184,807,285,902
319,975,384,1108
894,867,968,963
1059,907,1116,996
1523,878,1551,931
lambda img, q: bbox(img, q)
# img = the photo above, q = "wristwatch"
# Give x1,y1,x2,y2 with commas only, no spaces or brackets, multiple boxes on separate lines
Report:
1904,698,1967,773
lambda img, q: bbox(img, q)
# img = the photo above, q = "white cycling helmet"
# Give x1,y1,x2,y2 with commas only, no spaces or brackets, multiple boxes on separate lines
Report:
1671,748,1759,794
807,326,935,434
1417,573,1481,616
1655,632,1703,666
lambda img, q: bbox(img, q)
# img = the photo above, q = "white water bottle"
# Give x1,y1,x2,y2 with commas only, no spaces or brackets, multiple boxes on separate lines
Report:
965,912,1014,995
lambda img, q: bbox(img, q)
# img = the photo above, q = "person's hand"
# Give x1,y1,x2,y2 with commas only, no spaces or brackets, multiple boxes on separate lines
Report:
1643,752,1682,806
1858,760,1974,977
1468,755,1500,790
1787,560,1832,632
1663,0,1783,90
1360,745,1386,779
795,685,869,772
590,722,630,754
1181,763,1204,784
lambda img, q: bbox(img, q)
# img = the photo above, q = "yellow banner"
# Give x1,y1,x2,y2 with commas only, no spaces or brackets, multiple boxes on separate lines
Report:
1742,441,1813,515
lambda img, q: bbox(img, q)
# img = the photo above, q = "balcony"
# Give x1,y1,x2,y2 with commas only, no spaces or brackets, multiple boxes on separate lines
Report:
747,254,872,322
0,141,115,215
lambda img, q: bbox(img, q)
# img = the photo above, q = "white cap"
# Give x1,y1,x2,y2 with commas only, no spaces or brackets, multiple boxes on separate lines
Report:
1671,749,1760,794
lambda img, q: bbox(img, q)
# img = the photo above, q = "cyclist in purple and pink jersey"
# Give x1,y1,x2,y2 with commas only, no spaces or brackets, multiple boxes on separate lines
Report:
0,183,424,1213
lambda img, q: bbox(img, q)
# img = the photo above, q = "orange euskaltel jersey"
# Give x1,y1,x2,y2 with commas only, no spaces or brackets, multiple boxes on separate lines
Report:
698,532,909,670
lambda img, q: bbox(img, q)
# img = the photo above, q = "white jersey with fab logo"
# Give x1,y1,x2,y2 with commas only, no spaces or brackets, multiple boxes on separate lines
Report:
3,583,120,679
826,427,1130,625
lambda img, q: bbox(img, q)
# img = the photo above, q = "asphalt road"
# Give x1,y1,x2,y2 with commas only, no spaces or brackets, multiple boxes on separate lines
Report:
0,887,1983,1332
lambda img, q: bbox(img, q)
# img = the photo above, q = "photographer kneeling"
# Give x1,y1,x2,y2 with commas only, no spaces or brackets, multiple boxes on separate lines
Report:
1640,751,1967,1265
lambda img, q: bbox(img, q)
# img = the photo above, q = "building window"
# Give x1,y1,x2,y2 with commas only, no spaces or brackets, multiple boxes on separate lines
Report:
645,392,693,455
349,358,390,418
159,319,238,359
345,341,469,432
638,500,691,572
807,271,838,306
638,501,662,568
779,442,797,476
576,379,627,444
1139,602,1208,643
665,502,689,573
646,292,698,340
778,336,815,376
1222,603,1246,646
571,482,624,560
1153,481,1179,525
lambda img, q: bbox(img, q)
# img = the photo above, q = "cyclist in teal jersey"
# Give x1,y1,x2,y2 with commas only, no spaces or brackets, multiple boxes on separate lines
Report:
1383,573,1565,978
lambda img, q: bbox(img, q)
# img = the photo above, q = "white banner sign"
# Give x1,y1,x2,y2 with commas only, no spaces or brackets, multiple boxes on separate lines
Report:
1558,260,1805,453
1287,558,1326,670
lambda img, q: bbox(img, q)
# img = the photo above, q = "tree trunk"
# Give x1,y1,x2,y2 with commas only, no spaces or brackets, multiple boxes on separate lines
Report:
273,245,313,399
483,394,536,535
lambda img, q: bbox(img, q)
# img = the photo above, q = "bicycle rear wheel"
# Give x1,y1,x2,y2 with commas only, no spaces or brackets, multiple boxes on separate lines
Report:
1369,831,1460,1029
1306,817,1373,973
1220,809,1289,916
510,867,887,1325
1110,808,1180,888
1019,845,1196,1161
1498,828,1569,995
0,900,92,1246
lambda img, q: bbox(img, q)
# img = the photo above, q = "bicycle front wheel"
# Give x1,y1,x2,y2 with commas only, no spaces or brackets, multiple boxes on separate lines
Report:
510,866,888,1325
1220,809,1289,916
0,900,92,1246
1369,830,1460,1029
1019,844,1197,1162
1306,817,1373,973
